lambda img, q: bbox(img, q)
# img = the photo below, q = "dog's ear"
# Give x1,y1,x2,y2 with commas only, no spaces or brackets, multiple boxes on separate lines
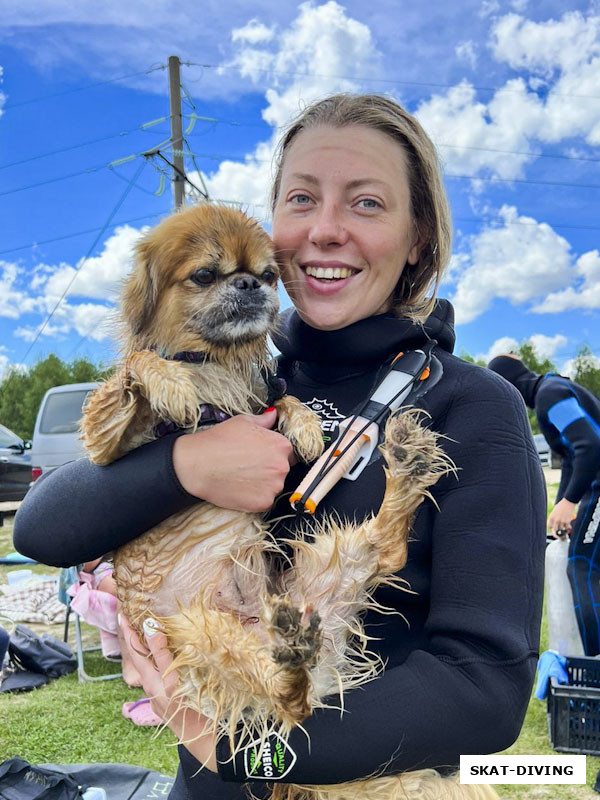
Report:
122,238,159,336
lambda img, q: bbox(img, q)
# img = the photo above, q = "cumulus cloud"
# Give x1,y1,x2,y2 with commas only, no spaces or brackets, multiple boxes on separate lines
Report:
196,1,380,215
477,333,567,364
416,10,600,178
2,225,144,349
532,249,600,313
450,205,573,323
232,19,275,45
40,225,144,302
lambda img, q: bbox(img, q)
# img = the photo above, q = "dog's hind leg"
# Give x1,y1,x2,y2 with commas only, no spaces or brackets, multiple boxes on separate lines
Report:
284,410,453,692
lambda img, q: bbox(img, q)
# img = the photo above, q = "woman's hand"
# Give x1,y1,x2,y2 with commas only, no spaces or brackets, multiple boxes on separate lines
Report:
172,408,294,512
120,616,218,771
547,497,577,537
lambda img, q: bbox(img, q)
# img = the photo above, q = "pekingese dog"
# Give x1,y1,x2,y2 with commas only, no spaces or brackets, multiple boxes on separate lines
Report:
81,204,496,800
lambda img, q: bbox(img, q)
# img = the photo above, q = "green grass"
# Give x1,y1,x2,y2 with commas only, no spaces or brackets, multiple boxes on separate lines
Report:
1,476,599,796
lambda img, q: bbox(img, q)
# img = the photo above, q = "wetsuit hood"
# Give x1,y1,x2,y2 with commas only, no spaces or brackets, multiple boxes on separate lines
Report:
487,355,543,408
273,298,456,367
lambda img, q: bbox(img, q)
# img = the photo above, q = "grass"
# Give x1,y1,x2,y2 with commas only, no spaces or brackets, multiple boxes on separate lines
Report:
1,473,599,796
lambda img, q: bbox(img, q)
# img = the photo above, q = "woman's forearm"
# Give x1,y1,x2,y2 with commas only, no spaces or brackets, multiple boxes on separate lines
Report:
13,433,196,567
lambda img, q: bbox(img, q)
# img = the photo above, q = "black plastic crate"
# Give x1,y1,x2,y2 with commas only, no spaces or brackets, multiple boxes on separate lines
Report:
548,656,600,755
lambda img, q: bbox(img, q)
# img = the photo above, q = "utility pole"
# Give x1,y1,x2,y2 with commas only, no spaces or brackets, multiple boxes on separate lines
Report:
168,55,185,209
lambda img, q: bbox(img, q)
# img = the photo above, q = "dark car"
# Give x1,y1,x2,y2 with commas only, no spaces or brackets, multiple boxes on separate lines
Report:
0,423,32,501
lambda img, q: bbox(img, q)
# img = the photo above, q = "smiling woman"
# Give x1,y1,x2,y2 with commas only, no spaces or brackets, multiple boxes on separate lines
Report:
14,93,546,800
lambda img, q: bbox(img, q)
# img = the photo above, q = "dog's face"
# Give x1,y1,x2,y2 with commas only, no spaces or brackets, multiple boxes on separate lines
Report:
122,205,280,355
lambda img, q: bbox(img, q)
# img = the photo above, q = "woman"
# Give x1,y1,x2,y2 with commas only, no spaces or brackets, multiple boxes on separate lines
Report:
14,94,546,798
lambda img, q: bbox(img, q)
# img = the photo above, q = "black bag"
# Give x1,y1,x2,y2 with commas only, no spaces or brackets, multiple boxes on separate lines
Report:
0,759,82,800
7,625,76,679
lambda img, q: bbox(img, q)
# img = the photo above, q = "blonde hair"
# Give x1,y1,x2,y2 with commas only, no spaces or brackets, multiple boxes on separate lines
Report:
271,94,452,321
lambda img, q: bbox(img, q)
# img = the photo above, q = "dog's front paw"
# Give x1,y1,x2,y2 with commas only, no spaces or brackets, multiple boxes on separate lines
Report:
275,396,324,463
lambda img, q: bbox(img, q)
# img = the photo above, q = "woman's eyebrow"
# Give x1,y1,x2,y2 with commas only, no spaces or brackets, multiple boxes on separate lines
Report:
346,178,390,190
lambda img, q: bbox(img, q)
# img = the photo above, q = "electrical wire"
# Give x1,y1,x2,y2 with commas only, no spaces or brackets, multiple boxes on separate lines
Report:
4,65,167,111
182,61,600,102
21,159,147,364
0,118,169,171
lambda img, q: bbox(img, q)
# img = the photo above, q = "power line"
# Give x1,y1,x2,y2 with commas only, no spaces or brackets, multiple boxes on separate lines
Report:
182,61,600,102
0,212,169,257
3,65,167,111
21,159,147,364
0,118,169,171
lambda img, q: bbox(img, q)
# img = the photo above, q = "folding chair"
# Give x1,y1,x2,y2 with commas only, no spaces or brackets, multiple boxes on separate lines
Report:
59,566,122,683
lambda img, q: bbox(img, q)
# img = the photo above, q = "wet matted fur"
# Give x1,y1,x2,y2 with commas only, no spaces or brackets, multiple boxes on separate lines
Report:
81,204,498,800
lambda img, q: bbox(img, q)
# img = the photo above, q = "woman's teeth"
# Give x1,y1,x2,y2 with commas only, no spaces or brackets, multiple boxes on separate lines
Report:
305,265,354,280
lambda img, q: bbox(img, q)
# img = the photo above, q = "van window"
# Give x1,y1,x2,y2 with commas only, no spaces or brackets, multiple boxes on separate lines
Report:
39,390,92,434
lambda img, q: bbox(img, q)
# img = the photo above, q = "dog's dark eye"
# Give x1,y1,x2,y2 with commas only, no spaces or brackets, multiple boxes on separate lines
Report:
191,268,216,286
261,269,276,285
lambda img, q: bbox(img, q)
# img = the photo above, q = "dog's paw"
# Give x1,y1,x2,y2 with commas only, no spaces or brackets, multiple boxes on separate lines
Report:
275,396,324,463
289,423,325,464
382,409,449,482
269,599,321,669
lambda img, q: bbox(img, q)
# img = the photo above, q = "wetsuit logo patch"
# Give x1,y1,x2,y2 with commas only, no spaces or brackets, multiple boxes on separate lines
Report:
244,733,297,780
583,499,600,545
303,397,344,444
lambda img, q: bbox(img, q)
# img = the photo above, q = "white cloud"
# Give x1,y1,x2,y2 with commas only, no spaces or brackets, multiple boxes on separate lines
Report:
232,20,275,45
532,249,600,313
528,333,568,359
200,1,380,214
415,10,600,179
477,332,567,364
450,205,573,324
42,225,144,302
477,336,520,363
455,41,477,69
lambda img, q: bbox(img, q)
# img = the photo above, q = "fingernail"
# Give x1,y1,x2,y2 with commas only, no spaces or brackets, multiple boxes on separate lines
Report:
263,406,276,414
143,618,161,638
117,613,121,626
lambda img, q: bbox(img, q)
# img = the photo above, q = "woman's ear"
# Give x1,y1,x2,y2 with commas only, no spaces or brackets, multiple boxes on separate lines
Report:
122,239,158,336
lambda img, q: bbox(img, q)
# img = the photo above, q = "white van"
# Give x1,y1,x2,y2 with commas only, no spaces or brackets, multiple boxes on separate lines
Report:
31,382,98,476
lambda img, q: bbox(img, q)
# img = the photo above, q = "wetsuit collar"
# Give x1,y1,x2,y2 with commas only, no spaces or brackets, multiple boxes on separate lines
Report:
273,299,456,371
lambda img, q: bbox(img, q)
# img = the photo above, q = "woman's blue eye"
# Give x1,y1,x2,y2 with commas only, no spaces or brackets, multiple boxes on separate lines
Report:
358,198,380,209
291,194,311,204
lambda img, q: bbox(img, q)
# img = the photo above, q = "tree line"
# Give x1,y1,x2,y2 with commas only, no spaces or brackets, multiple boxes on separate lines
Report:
1,344,599,442
0,355,111,441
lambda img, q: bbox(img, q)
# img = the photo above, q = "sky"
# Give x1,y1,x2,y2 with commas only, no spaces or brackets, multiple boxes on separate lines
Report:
1,0,599,378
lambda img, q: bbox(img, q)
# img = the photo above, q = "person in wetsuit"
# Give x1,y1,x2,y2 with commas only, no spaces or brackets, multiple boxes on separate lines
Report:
489,353,600,656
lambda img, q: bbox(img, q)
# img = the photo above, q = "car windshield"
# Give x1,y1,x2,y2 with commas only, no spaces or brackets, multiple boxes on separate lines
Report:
0,424,23,448
39,390,92,434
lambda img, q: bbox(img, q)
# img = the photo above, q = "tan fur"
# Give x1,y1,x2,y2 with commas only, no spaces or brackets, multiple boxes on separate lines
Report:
81,204,498,800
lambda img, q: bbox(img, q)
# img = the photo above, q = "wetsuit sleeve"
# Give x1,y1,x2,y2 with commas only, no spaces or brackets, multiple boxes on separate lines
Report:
13,433,196,567
545,398,600,503
214,371,546,784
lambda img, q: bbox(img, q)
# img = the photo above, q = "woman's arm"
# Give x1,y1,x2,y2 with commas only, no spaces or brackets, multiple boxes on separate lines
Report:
14,409,292,567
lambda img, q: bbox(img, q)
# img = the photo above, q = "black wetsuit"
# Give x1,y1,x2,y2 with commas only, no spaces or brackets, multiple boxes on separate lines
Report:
537,375,600,655
14,300,546,799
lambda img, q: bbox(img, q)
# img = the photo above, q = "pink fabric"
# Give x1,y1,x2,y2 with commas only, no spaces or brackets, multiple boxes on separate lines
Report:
67,572,121,657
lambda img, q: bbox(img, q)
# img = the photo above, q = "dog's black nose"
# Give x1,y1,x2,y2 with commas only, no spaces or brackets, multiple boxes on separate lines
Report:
232,274,261,291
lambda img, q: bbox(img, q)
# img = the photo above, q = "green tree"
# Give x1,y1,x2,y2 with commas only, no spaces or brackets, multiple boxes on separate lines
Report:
571,345,600,398
0,354,107,440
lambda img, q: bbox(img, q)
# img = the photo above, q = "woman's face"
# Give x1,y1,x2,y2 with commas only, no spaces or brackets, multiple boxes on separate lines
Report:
272,124,422,331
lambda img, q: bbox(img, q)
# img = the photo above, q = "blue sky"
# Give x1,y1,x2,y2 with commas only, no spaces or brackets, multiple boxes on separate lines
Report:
1,0,599,376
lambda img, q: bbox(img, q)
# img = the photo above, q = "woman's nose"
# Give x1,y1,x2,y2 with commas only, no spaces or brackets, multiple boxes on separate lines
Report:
308,205,349,248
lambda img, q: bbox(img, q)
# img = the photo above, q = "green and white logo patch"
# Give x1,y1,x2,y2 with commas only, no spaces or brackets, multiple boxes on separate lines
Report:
244,733,297,780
